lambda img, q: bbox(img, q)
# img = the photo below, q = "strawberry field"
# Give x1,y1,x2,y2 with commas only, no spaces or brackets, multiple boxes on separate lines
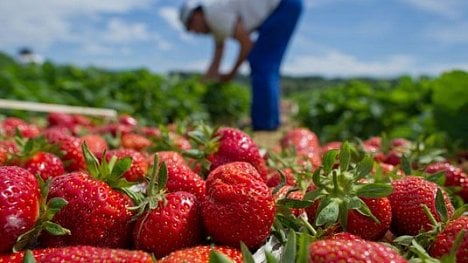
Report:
0,51,467,262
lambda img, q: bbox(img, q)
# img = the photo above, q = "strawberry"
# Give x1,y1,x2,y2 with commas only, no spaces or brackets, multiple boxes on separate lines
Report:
159,245,243,263
304,142,393,241
426,162,468,202
1,117,41,139
429,216,468,262
133,191,202,258
266,167,296,188
157,151,206,200
389,176,454,236
81,134,108,157
321,141,342,153
202,162,275,249
47,134,86,172
0,166,40,253
41,171,135,248
273,185,305,217
23,152,65,180
121,133,151,152
279,128,322,168
41,145,137,248
105,149,148,182
309,236,408,262
0,246,153,263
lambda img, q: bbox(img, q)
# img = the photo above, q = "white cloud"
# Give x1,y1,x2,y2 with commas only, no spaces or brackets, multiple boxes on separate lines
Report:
102,19,151,43
159,7,183,31
401,0,467,19
0,0,153,50
283,49,468,77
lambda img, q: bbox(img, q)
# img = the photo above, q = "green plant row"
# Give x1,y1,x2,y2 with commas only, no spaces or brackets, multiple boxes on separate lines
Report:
290,70,468,148
0,52,250,126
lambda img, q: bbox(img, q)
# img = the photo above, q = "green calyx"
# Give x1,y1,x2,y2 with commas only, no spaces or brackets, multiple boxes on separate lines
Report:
183,123,221,176
81,142,135,190
11,133,62,164
304,141,393,230
14,176,70,252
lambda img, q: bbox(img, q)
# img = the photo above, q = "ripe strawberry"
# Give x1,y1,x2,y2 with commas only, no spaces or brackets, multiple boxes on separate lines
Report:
0,166,40,253
47,134,86,172
105,149,148,182
159,245,243,263
1,117,41,139
279,127,322,168
81,134,108,157
346,197,392,240
121,133,151,152
266,167,296,188
426,162,468,202
157,151,206,200
429,216,468,261
202,162,275,249
133,191,202,258
23,152,65,180
389,176,454,236
321,141,342,153
41,171,135,248
273,185,305,217
309,237,407,262
0,246,153,263
207,127,269,181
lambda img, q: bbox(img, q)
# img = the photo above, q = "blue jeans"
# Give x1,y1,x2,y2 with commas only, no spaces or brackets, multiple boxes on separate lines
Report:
248,0,303,131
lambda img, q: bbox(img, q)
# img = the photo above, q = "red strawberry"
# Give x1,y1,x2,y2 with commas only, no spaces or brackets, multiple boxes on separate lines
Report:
0,166,40,253
207,127,269,181
389,176,455,236
0,246,153,263
426,162,468,202
280,128,322,168
41,171,135,248
346,197,392,240
321,141,342,153
1,117,41,139
133,191,202,258
309,237,407,262
429,216,468,262
47,134,86,172
157,151,206,200
23,152,65,180
273,185,305,217
202,162,275,249
159,245,243,263
266,167,296,188
121,133,151,152
106,149,148,182
81,134,108,157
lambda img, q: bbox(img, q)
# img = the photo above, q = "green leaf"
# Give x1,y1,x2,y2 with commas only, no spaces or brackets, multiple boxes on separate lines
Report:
303,188,324,202
240,242,255,263
322,150,338,175
425,171,446,186
356,198,379,223
44,221,71,236
46,197,68,215
452,204,468,219
400,154,412,175
355,183,393,198
355,155,373,179
277,198,312,209
311,168,323,188
339,141,351,172
435,188,448,222
81,142,99,177
265,251,279,263
282,231,297,263
296,231,310,263
111,157,132,179
157,162,168,191
22,250,36,263
208,249,234,263
315,199,339,226
339,201,349,231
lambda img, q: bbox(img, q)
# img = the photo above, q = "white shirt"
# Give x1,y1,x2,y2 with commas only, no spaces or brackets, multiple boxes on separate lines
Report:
202,0,281,42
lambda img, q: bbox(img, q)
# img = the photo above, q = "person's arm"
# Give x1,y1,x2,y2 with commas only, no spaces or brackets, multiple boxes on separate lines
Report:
220,19,253,82
204,40,225,81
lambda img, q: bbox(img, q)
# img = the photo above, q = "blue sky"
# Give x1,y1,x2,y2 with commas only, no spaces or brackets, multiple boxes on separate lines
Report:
1,0,467,77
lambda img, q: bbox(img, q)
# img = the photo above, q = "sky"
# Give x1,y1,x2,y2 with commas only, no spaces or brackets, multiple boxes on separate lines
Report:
1,0,467,77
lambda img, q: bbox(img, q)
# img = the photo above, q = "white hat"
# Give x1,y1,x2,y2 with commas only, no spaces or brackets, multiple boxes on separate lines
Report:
179,0,202,29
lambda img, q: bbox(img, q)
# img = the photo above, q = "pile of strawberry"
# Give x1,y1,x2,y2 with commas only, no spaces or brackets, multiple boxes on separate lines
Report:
0,113,466,263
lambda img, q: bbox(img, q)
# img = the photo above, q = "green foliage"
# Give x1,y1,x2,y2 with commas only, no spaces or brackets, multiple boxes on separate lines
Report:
0,52,249,126
292,72,467,148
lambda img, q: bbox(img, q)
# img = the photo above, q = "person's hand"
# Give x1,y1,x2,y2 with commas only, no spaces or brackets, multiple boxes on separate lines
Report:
219,71,235,83
202,69,220,83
